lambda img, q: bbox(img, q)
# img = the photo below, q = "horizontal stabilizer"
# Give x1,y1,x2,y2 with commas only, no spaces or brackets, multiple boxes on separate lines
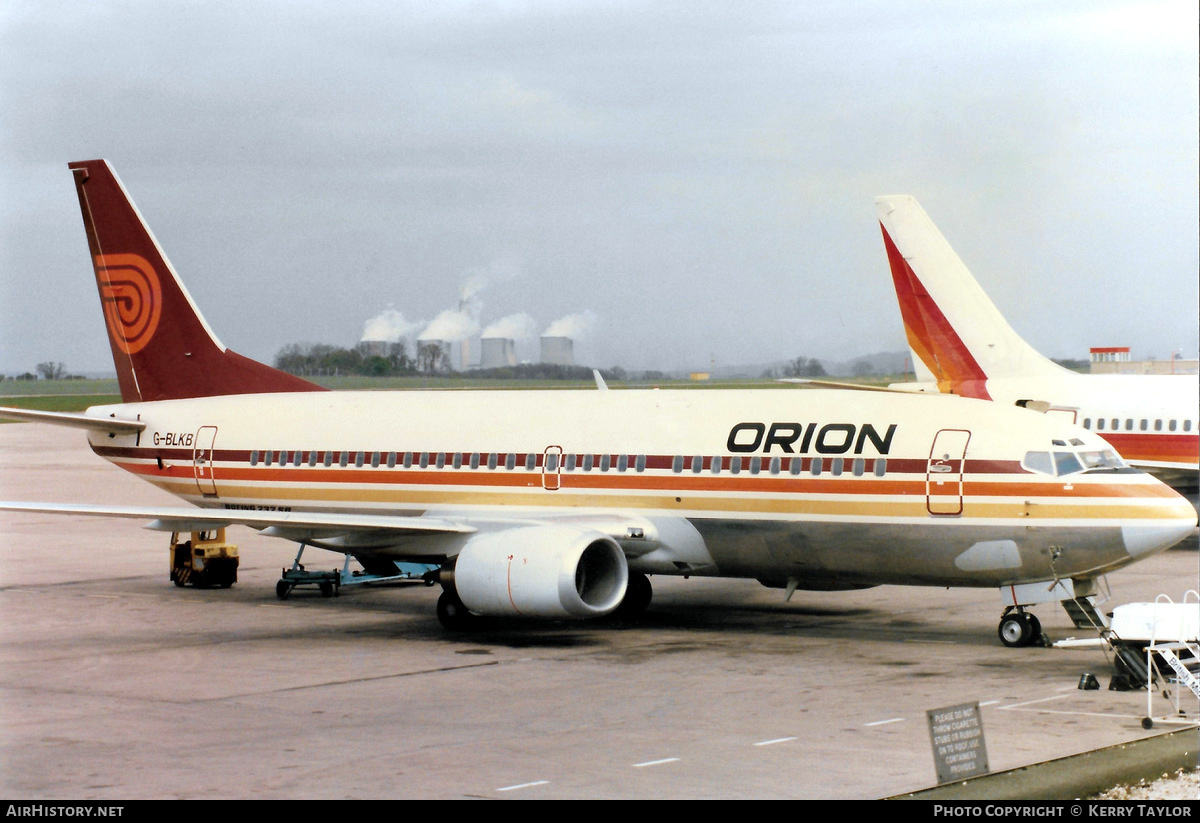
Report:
777,379,954,396
0,406,146,434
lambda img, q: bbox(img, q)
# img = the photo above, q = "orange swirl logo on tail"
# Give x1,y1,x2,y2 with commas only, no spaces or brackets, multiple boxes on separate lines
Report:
96,254,162,355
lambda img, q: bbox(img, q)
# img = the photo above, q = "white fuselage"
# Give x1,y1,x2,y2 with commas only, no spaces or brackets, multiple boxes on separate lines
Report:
84,388,1196,590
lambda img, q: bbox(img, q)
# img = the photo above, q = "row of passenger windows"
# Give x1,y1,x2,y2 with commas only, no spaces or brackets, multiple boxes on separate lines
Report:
248,450,888,478
1083,417,1193,433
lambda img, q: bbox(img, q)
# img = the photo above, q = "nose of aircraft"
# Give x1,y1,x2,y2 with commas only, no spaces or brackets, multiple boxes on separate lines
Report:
1121,491,1198,558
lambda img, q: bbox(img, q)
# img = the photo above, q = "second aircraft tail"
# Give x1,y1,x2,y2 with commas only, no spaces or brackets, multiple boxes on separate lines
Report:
875,195,1071,400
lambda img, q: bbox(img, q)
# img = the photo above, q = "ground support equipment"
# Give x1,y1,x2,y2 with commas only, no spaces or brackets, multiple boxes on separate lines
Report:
276,544,437,600
170,529,239,588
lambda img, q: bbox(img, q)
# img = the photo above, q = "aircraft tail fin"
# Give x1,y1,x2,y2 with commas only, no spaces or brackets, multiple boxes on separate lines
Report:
68,160,324,403
875,195,1070,399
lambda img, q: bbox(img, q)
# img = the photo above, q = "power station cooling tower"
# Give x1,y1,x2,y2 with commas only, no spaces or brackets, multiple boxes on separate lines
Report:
540,336,574,366
480,338,517,369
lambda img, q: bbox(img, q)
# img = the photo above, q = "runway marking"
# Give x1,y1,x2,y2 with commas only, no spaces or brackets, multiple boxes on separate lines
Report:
1002,706,1151,720
633,757,680,768
998,693,1147,720
754,736,797,747
865,717,904,727
497,780,549,792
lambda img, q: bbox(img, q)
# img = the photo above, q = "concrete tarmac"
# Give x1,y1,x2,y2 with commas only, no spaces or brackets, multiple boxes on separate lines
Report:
1,423,1196,799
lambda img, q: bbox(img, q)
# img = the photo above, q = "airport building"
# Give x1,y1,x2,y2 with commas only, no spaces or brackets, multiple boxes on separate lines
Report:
1089,347,1198,375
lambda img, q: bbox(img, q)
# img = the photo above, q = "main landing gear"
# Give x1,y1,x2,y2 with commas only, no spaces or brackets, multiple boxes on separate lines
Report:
997,607,1044,648
436,588,476,630
611,571,653,621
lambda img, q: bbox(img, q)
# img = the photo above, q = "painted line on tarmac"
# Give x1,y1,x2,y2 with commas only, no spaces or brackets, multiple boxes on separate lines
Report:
865,717,905,727
497,780,549,792
998,693,1145,720
633,757,680,768
754,736,797,746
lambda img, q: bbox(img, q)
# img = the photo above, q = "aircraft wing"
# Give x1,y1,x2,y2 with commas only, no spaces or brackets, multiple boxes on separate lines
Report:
0,407,146,433
0,501,676,562
0,501,474,540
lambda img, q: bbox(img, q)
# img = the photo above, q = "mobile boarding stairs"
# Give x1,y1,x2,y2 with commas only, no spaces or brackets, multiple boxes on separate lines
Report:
1059,590,1200,729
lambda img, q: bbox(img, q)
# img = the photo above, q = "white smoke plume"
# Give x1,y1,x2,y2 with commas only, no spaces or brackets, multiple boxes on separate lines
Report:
481,312,538,340
360,308,423,343
460,258,522,302
543,310,598,340
419,307,480,342
363,258,525,346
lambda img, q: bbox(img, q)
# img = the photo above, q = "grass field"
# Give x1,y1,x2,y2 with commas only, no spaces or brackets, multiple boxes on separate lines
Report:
0,373,908,417
0,378,119,397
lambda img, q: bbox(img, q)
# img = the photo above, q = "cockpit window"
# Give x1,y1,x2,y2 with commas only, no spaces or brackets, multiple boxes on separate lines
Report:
1078,449,1127,471
1022,451,1054,475
1025,447,1129,477
1053,451,1083,476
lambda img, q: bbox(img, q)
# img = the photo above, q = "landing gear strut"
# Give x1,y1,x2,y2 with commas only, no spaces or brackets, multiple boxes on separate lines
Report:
998,608,1043,648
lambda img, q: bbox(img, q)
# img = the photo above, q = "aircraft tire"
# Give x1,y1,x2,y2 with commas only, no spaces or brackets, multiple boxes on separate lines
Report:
1027,614,1044,646
998,613,1032,647
613,571,653,620
437,589,475,630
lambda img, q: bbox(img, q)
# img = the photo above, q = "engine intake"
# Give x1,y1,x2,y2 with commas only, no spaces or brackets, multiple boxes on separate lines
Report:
453,526,628,619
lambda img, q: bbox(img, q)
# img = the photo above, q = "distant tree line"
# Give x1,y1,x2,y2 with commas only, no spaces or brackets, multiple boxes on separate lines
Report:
274,342,417,377
1052,358,1089,373
762,357,828,379
32,361,84,380
273,341,634,381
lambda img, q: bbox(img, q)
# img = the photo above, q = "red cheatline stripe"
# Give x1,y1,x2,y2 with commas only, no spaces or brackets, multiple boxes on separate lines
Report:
1097,433,1200,466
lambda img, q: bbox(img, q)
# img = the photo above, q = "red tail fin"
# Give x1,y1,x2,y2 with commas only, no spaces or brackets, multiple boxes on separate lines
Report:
68,160,324,402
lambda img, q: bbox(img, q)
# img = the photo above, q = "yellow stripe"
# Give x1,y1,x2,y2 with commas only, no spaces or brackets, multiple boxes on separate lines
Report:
148,479,1185,521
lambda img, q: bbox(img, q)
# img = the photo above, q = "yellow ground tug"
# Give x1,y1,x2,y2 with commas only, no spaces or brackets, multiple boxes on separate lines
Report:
169,529,239,588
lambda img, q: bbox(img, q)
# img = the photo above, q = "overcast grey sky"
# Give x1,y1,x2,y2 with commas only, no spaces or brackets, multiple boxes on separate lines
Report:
2,0,1196,376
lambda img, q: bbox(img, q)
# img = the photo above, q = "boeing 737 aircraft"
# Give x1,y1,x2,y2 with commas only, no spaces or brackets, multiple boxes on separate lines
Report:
0,161,1194,648
875,195,1199,493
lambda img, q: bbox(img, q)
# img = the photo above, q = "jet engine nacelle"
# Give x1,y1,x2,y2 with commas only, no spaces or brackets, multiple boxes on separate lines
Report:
453,526,629,619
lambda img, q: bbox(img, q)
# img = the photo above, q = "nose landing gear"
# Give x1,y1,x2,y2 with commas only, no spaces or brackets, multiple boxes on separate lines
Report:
998,608,1044,648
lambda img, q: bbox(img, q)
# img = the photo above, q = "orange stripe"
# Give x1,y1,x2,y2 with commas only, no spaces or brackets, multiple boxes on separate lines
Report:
143,476,1186,521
